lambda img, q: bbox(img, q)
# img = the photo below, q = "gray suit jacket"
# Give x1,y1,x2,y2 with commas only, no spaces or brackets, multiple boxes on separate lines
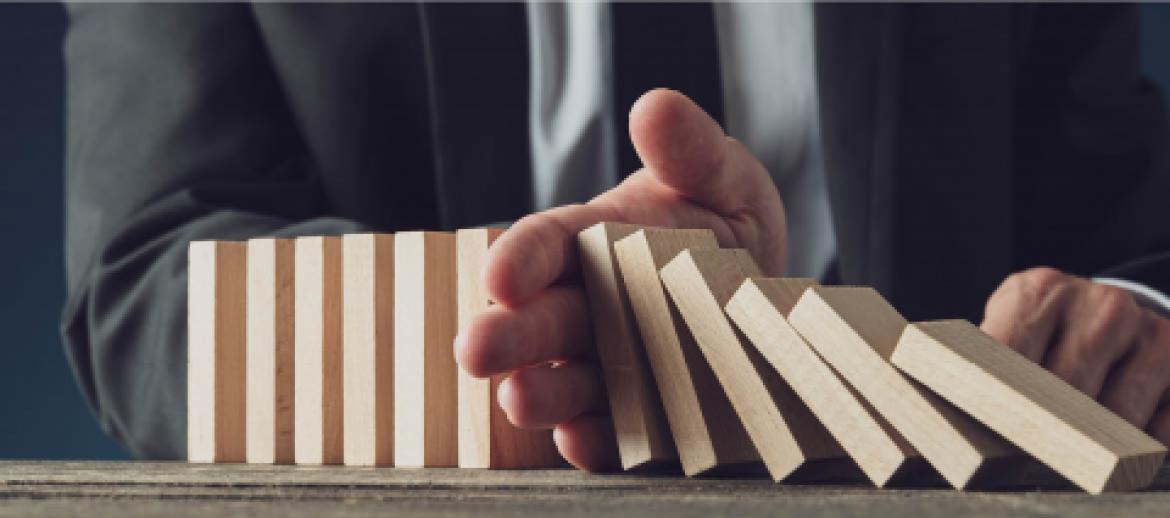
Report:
62,3,1170,459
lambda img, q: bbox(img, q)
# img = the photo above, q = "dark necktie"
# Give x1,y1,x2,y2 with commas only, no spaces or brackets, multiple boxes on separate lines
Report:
610,2,725,178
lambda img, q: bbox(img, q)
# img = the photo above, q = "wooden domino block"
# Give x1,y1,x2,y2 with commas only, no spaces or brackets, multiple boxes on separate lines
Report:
395,231,458,467
294,236,344,465
660,250,843,481
342,233,395,466
892,320,1168,493
613,229,759,475
457,228,560,469
577,222,677,470
726,278,923,486
787,286,1016,489
188,241,247,463
246,238,295,464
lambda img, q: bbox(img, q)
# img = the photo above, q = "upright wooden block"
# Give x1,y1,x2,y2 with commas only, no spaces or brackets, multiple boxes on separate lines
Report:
577,222,677,470
342,233,395,466
395,231,458,467
892,320,1168,493
457,228,561,469
787,286,1016,489
188,240,247,463
726,278,922,486
613,229,759,476
660,250,843,481
294,236,344,465
246,238,295,464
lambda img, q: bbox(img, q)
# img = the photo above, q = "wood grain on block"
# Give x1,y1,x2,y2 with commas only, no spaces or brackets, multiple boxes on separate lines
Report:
892,320,1168,493
577,222,677,470
294,236,344,465
342,233,395,466
395,231,458,467
246,238,295,464
457,228,560,469
787,286,1016,489
660,250,843,481
188,241,247,463
613,229,759,476
726,278,922,486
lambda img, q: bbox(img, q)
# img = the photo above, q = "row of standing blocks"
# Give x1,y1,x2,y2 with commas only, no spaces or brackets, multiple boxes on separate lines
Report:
190,222,1167,493
188,229,560,469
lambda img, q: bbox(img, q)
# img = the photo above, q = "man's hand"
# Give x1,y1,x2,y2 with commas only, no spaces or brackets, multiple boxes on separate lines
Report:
982,267,1170,444
454,89,787,471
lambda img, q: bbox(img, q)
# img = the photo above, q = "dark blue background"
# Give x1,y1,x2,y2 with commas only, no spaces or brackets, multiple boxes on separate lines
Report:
2,4,1169,460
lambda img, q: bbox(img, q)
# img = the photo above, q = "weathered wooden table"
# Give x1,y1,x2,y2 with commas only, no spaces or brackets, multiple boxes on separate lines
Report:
1,460,1168,517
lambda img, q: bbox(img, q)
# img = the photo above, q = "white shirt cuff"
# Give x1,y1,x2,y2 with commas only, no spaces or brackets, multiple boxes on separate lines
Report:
1092,277,1170,317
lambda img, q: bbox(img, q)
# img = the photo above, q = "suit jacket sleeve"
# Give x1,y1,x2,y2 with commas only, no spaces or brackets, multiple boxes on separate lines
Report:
61,3,365,459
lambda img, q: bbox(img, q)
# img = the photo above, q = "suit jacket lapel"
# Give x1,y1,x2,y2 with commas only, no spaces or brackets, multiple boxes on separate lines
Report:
418,3,533,228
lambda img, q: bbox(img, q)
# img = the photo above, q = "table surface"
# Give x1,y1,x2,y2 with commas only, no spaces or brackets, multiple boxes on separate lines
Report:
1,460,1169,517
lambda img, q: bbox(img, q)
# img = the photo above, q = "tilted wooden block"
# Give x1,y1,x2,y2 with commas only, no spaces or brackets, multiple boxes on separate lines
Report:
787,286,1016,489
726,278,923,486
294,236,344,465
188,241,247,463
395,231,458,467
577,222,677,470
457,228,560,469
342,233,395,466
660,250,844,481
246,238,295,464
892,320,1168,493
613,229,759,476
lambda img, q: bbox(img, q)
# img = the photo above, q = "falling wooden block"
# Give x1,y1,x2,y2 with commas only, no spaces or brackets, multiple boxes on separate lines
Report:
188,241,247,463
726,278,924,486
245,238,295,464
342,233,395,466
892,320,1168,493
395,231,458,467
294,236,344,465
613,229,759,476
577,222,677,471
456,228,561,469
787,286,1016,489
660,250,844,481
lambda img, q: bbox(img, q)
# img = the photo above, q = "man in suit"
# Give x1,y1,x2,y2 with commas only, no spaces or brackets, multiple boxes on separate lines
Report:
62,2,1170,468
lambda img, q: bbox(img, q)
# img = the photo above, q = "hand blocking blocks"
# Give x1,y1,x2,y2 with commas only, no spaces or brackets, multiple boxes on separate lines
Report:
190,222,1166,493
187,230,559,470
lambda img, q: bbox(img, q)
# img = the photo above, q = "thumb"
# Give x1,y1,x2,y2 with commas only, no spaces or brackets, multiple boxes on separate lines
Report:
628,88,778,217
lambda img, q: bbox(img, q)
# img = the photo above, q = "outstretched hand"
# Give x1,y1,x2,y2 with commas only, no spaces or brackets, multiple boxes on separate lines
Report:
454,89,788,470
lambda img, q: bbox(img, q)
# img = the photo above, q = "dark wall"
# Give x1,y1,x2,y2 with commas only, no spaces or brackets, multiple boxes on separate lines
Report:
0,4,126,459
1,3,1169,460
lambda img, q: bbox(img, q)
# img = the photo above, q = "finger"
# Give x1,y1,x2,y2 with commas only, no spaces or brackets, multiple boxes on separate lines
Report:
980,267,1073,363
455,285,594,378
1043,283,1143,397
628,88,781,219
484,203,621,307
1146,402,1170,446
497,362,605,429
1098,310,1170,426
554,413,621,472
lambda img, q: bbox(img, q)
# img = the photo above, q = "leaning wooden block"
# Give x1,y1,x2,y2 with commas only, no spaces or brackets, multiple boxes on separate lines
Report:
395,231,458,467
787,286,1016,489
726,278,923,486
457,228,560,469
188,241,247,463
660,250,843,481
246,238,295,464
613,229,759,476
294,236,344,465
342,233,395,467
892,320,1168,493
577,222,677,470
